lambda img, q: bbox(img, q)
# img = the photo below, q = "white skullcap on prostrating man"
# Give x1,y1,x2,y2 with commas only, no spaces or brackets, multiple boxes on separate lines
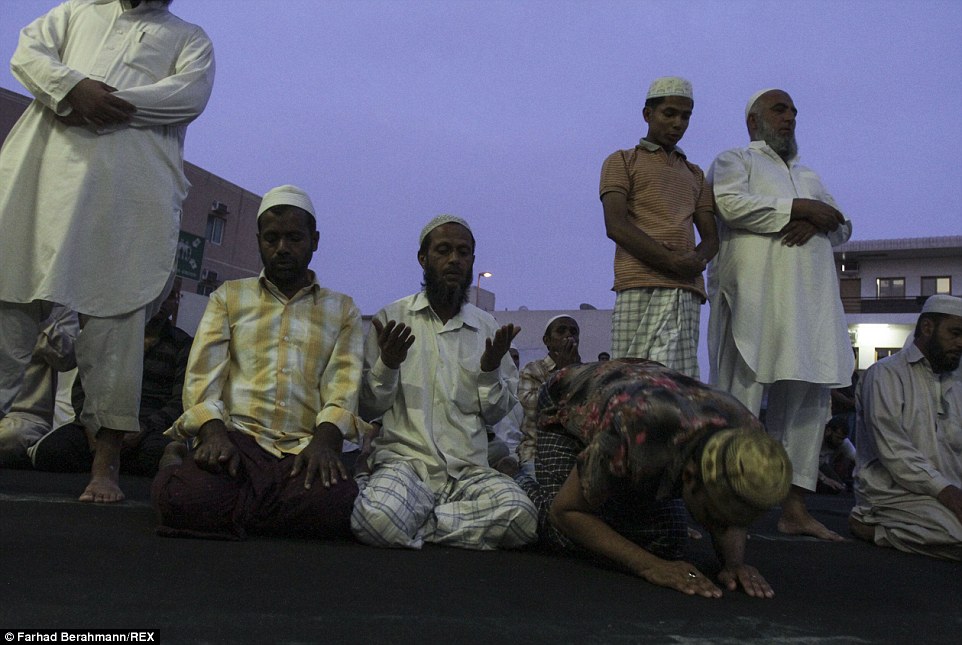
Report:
646,76,693,100
544,314,577,334
257,184,316,220
745,88,780,120
419,214,472,246
921,294,962,317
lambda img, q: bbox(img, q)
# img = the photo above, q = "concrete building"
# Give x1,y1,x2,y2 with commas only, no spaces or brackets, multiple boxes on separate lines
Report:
0,87,262,334
834,235,961,370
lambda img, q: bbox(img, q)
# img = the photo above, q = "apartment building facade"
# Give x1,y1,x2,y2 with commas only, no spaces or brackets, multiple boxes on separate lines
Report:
834,236,961,370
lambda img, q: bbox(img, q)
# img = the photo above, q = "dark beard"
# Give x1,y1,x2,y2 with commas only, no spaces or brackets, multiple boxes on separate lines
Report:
755,118,798,161
926,334,961,373
423,265,471,312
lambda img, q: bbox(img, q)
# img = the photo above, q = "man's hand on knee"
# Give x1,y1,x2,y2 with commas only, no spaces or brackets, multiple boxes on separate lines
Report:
291,423,348,489
193,420,240,476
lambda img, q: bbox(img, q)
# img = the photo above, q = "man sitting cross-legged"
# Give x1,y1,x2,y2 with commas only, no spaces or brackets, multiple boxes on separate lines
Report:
351,214,538,550
152,185,364,540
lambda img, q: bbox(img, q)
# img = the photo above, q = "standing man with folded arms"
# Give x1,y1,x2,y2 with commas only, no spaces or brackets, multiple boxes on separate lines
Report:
0,0,214,503
707,88,853,540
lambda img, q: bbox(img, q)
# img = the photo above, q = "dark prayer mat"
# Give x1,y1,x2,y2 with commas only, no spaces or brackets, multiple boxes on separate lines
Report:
1,469,958,644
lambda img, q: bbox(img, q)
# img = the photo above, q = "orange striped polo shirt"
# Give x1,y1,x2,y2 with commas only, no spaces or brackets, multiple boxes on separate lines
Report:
600,140,712,299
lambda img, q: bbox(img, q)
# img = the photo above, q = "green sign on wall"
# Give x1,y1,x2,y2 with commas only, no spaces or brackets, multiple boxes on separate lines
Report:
176,231,205,281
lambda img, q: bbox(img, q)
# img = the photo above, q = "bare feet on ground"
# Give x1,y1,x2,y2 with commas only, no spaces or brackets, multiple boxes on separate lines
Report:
778,487,845,541
79,429,125,504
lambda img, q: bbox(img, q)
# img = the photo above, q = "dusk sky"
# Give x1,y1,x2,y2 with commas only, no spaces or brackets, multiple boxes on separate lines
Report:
2,0,960,317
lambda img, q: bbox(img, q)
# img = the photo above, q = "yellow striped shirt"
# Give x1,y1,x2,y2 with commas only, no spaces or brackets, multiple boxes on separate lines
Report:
167,273,364,457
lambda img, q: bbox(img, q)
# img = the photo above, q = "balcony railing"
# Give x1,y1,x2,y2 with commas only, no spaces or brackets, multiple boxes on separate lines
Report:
842,295,953,314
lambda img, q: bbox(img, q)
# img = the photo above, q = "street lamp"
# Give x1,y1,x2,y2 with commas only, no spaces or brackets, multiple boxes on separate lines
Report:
476,271,492,306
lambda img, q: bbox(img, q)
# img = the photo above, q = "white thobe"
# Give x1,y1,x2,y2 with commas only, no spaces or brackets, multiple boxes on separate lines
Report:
0,0,215,316
707,141,854,385
361,292,519,487
852,337,962,559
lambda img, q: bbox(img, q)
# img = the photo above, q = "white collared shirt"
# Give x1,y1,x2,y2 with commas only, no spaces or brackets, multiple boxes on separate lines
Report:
362,291,519,485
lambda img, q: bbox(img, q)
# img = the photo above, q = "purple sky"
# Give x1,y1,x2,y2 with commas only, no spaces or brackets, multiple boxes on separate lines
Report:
3,0,961,316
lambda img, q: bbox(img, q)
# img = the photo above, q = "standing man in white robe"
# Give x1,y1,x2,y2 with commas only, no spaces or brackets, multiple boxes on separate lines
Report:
0,0,215,503
707,89,854,540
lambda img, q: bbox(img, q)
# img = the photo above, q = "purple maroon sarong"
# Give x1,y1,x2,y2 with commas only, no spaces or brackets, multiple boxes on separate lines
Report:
151,431,358,540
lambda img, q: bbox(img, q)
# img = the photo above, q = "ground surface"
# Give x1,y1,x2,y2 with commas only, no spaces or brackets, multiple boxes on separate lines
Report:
1,470,958,644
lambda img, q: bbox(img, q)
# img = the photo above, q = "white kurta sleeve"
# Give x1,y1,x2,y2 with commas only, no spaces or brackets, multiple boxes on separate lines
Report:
710,149,793,234
477,353,519,427
360,310,401,421
859,362,954,498
108,26,215,129
10,3,87,115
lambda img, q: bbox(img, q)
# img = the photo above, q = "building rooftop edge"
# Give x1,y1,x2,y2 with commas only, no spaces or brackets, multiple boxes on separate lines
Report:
834,235,962,254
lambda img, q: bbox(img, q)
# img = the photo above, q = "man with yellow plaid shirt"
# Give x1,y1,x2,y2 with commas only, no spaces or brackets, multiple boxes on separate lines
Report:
152,186,364,540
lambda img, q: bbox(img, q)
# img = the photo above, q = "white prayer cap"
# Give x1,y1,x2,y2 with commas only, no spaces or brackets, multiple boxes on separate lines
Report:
646,76,693,101
419,214,472,246
745,88,780,119
258,185,315,220
921,294,962,317
544,314,577,334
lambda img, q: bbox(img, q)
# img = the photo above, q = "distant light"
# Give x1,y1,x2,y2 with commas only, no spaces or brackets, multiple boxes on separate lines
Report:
475,272,493,306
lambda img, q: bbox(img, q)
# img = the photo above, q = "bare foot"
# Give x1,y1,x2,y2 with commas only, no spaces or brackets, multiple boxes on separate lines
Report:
777,486,845,541
80,428,125,504
158,441,188,470
80,476,125,503
848,514,875,542
777,513,844,541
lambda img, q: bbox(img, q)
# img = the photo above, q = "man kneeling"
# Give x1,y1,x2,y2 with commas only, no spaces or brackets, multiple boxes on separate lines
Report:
519,359,791,598
152,186,363,539
849,295,962,561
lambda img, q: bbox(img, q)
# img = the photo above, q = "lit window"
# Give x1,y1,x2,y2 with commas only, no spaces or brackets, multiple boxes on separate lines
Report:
876,277,905,298
921,276,951,296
